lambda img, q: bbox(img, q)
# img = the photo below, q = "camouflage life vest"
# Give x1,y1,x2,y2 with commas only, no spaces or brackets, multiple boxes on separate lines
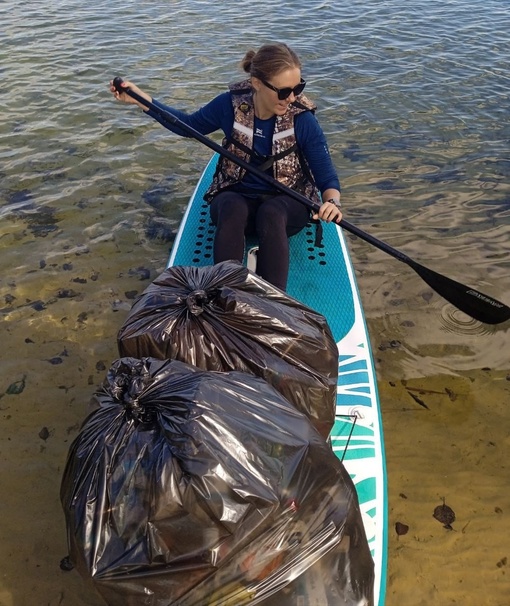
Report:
204,79,321,204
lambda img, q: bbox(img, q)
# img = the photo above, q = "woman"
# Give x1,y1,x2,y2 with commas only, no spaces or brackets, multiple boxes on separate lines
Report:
111,42,342,291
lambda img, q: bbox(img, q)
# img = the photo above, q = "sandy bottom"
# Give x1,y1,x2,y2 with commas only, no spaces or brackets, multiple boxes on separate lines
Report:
380,372,510,606
0,247,509,606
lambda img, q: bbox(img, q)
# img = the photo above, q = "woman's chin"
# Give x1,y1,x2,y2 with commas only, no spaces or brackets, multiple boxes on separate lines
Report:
275,104,290,114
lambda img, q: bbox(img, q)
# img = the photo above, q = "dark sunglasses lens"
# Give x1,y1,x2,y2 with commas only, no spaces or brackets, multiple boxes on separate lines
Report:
277,80,306,100
277,89,292,100
295,80,306,95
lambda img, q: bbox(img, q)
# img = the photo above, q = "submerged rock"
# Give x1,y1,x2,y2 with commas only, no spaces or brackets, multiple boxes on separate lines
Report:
433,498,456,530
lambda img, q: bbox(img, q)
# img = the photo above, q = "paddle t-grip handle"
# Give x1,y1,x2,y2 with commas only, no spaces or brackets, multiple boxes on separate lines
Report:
112,76,126,94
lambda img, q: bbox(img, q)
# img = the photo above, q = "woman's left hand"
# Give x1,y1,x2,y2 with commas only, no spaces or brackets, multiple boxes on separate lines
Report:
314,201,343,223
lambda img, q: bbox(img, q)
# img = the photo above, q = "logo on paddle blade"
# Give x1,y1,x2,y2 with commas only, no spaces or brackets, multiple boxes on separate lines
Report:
466,290,504,308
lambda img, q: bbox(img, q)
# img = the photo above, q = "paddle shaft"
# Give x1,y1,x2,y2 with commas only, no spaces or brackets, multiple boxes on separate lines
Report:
112,77,510,324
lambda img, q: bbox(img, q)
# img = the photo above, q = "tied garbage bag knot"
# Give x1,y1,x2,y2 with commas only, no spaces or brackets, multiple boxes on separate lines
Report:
108,358,155,424
186,288,210,315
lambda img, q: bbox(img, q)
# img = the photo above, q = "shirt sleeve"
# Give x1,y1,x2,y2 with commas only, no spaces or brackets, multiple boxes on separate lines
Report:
145,92,234,138
294,111,341,194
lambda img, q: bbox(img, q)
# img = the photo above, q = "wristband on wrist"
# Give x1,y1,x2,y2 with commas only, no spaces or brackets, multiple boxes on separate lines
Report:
326,198,342,208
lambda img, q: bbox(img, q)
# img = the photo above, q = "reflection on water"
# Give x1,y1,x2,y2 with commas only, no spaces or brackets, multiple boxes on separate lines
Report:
1,0,509,604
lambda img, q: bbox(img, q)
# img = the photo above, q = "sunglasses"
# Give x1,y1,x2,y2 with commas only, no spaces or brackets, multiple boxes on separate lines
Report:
259,77,306,100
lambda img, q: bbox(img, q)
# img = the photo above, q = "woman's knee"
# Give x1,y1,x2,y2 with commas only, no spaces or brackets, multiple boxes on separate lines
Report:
256,200,287,232
210,192,249,227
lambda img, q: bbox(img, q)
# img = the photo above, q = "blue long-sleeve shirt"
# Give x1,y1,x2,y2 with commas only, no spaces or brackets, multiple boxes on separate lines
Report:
147,92,340,195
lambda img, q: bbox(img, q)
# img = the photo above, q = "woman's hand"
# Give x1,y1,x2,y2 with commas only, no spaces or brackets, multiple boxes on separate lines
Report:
109,79,152,110
314,200,343,223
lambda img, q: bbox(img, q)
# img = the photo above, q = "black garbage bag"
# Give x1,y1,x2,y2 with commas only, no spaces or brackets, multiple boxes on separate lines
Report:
117,260,338,439
61,357,374,606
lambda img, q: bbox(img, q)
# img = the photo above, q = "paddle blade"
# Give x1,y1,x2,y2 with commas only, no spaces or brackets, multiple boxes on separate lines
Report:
410,261,510,325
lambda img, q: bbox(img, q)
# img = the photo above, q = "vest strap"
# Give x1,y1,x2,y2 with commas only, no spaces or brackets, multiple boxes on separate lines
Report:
258,144,298,172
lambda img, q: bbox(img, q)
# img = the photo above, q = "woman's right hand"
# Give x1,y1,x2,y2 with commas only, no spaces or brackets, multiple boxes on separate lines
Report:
109,79,152,110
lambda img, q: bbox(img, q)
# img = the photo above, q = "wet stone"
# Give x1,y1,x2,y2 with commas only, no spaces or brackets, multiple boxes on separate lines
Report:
31,301,46,311
57,289,79,298
144,217,176,242
129,266,151,281
47,357,63,365
141,177,176,209
59,556,74,572
6,377,26,395
38,427,50,441
379,340,402,351
433,498,456,530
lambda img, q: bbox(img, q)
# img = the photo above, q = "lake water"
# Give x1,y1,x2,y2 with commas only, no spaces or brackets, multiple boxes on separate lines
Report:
1,1,509,604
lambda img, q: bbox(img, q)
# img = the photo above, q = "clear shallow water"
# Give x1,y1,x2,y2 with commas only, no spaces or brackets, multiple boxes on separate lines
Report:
1,1,509,604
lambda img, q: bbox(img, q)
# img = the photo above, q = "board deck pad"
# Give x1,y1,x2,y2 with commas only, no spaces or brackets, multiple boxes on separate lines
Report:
169,156,387,605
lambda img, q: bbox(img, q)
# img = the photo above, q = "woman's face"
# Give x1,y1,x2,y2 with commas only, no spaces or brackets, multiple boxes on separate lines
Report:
252,67,302,118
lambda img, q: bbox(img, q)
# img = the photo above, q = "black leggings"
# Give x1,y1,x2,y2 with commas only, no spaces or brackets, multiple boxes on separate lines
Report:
209,190,310,291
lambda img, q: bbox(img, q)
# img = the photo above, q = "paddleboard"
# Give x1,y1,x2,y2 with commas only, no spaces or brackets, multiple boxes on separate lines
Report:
168,154,387,606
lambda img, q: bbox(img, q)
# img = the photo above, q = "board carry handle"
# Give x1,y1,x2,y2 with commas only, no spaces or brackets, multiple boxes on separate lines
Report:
111,77,510,325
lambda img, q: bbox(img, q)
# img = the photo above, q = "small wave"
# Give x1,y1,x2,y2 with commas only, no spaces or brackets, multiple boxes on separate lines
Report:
439,304,496,336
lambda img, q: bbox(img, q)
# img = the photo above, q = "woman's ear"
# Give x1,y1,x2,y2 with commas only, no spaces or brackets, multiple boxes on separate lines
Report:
251,76,261,92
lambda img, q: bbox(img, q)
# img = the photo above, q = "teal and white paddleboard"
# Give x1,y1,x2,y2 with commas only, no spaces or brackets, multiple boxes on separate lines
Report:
168,155,387,606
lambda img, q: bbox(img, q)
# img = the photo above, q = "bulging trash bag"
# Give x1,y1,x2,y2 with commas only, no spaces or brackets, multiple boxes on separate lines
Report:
61,357,374,606
117,260,338,439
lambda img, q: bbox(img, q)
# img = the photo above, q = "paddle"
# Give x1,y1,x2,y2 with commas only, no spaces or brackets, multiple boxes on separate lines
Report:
112,77,510,325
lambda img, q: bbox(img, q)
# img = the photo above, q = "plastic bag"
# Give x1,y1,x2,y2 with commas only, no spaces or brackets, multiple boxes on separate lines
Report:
61,357,374,605
117,260,338,439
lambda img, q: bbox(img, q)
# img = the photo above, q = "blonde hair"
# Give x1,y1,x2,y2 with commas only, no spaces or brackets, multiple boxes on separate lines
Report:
240,43,301,80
